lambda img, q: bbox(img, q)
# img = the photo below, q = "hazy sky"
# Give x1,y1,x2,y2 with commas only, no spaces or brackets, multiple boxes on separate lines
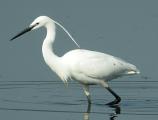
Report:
0,0,157,82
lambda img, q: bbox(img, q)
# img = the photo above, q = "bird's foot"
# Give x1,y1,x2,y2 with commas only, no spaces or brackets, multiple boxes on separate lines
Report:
106,97,121,106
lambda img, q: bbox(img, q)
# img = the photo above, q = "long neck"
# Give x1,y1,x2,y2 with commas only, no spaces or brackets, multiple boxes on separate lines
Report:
42,22,61,74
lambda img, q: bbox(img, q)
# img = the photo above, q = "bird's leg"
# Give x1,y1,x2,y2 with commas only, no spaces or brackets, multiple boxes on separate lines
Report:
100,81,121,105
82,85,91,104
106,87,121,105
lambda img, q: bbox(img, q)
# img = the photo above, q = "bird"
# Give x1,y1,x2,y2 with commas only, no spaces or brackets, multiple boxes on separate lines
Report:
10,16,140,105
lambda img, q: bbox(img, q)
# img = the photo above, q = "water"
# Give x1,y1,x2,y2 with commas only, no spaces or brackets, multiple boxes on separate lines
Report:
0,79,157,120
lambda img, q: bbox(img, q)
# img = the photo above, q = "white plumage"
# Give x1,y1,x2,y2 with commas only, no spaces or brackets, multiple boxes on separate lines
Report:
62,49,139,83
11,16,140,105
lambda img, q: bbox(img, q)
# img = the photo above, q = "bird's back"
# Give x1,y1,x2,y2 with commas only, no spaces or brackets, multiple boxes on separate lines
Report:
62,49,139,81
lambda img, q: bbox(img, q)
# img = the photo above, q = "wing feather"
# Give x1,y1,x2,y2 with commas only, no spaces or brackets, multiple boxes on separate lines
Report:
62,49,138,81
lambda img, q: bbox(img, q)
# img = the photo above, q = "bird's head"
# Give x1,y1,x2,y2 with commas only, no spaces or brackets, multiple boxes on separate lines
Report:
30,16,52,30
10,16,52,41
10,16,80,48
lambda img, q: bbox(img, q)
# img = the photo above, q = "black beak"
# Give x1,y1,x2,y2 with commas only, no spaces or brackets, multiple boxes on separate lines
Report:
10,25,35,41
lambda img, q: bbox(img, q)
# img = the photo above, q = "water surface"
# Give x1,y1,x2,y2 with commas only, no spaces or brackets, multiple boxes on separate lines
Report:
0,79,157,120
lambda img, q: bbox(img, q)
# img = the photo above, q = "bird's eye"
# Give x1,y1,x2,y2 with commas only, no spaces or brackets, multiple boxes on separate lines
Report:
36,22,39,25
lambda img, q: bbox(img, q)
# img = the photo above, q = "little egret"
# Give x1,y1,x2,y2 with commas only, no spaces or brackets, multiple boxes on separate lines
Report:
10,16,140,105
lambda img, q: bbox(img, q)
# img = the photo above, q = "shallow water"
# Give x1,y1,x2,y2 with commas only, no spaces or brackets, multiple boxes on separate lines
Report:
0,79,157,120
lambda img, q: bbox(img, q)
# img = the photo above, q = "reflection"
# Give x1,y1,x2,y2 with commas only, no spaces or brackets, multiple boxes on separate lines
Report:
109,105,121,120
83,104,91,120
83,104,121,120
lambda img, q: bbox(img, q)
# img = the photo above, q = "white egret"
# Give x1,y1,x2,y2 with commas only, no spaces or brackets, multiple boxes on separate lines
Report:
10,16,140,105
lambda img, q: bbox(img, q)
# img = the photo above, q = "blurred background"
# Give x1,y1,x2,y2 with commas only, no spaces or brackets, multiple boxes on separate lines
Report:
0,0,157,82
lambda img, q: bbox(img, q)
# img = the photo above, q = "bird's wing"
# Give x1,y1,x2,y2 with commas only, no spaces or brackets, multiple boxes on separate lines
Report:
77,52,127,80
63,49,137,80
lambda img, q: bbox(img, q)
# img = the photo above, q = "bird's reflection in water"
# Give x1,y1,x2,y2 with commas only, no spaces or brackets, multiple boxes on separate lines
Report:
83,104,121,120
109,105,121,120
83,104,91,120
